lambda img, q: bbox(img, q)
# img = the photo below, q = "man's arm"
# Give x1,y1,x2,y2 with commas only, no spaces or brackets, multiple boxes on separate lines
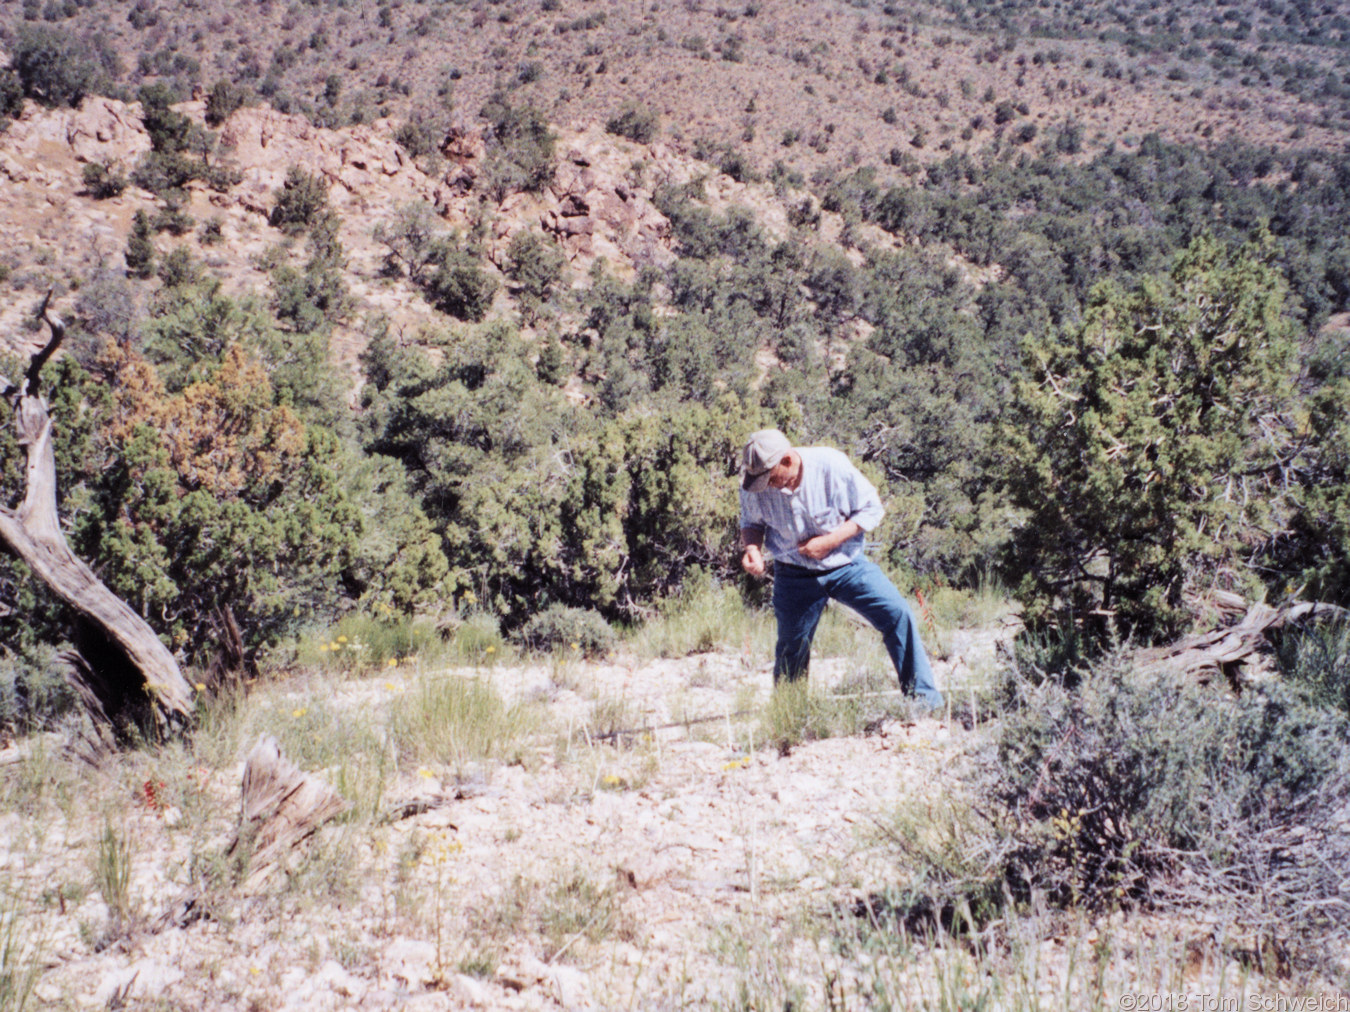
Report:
741,526,767,577
797,520,862,560
797,454,880,560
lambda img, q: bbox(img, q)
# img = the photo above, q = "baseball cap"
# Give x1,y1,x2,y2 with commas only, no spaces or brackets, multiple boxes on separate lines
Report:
742,429,791,492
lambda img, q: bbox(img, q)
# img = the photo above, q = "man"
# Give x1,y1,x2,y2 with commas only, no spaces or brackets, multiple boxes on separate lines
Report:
738,428,943,709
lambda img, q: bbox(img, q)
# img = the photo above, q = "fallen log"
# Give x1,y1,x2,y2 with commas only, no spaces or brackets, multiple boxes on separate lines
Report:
1137,600,1349,687
158,736,350,928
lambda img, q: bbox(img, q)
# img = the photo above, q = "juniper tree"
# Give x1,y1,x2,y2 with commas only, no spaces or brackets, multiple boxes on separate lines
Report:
1001,234,1299,643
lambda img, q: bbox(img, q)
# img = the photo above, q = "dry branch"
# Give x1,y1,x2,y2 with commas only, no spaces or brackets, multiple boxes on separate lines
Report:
0,292,194,737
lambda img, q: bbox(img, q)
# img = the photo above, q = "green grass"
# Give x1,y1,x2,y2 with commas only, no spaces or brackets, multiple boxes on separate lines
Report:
92,821,135,936
388,672,540,773
0,880,43,1012
240,696,391,821
626,581,774,660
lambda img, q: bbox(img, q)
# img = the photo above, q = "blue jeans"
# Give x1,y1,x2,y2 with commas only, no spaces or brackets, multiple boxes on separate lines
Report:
772,558,944,709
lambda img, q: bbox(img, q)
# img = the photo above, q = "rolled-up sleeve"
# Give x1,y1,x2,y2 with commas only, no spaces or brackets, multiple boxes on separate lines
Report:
841,465,884,531
739,489,764,535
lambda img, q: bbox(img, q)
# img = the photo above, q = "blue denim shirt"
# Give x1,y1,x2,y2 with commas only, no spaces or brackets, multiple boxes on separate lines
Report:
739,446,884,571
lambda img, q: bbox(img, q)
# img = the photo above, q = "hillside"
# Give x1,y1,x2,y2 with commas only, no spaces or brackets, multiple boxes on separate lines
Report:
1,7,1350,1009
3,0,1349,186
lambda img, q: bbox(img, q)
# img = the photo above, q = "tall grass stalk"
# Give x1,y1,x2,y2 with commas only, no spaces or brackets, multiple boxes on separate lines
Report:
93,821,134,933
389,673,539,772
0,882,42,1012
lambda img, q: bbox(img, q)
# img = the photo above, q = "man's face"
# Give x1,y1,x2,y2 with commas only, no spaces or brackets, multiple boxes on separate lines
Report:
766,452,799,490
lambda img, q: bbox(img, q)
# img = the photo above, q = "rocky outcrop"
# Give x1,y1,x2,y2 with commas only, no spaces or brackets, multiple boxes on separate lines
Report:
3,96,152,168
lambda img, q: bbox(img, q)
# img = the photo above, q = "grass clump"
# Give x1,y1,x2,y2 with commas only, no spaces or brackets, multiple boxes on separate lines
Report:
0,881,43,1012
389,673,538,771
295,613,444,672
757,681,863,754
92,821,135,938
628,580,772,659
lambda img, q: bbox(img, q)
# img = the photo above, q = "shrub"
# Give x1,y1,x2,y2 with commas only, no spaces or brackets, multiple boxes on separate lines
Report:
515,604,614,657
1276,618,1350,718
204,79,248,127
0,69,24,127
480,93,555,200
1001,235,1298,644
605,103,658,143
880,658,1350,971
270,166,332,235
393,118,440,159
505,229,563,315
10,25,98,107
421,239,498,321
81,161,126,198
124,209,155,278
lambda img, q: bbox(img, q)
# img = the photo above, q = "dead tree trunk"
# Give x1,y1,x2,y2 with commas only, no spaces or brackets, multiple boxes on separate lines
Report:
0,292,193,737
1138,599,1350,688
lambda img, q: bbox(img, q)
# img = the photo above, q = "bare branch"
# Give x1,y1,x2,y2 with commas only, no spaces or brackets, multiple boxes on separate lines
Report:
28,288,66,397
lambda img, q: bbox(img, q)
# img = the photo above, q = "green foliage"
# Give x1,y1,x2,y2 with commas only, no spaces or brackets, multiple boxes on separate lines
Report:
80,160,126,198
1277,619,1350,718
0,69,24,127
0,645,74,734
124,209,156,279
270,166,333,236
480,93,555,200
156,246,202,288
59,342,361,665
505,229,563,318
535,331,565,386
137,82,191,152
1001,236,1298,643
1290,377,1350,603
515,604,614,657
204,79,248,127
420,237,498,321
362,324,759,623
269,217,352,345
391,120,433,159
9,25,99,107
605,103,658,143
373,201,442,283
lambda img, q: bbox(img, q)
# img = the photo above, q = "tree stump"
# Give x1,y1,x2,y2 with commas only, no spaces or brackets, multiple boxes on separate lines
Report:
229,735,350,890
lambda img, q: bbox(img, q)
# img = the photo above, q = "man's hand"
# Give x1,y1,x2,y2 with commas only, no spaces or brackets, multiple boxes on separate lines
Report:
741,543,766,577
798,520,861,561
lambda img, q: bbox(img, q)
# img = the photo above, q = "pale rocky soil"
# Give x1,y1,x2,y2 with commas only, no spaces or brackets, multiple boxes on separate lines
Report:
3,621,1009,1011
